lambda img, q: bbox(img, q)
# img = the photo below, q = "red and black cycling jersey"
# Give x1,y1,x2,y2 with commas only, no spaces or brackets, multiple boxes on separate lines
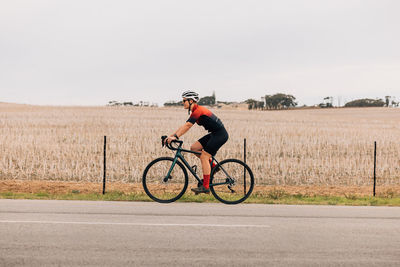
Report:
186,104,225,133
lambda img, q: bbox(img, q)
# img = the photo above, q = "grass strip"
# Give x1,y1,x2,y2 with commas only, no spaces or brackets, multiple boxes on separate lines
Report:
1,191,400,206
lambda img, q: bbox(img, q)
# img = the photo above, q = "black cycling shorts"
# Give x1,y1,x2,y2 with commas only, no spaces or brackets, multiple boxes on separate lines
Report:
198,128,229,156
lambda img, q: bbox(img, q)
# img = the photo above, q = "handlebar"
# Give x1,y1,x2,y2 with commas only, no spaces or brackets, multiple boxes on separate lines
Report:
161,135,183,150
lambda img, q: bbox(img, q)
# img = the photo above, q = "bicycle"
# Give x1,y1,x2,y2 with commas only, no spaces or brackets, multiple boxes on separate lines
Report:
142,136,254,204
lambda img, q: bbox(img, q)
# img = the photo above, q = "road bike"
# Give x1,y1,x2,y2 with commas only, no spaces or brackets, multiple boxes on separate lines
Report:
142,136,254,204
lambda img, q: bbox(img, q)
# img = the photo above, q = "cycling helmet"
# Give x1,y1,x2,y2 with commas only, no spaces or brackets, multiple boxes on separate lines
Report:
182,90,199,102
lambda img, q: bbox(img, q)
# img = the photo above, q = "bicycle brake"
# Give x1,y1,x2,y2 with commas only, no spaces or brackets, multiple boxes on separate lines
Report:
161,136,167,147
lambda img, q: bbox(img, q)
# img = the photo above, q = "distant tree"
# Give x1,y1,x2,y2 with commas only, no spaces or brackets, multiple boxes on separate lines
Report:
264,95,273,109
246,99,264,110
198,95,216,106
108,101,121,106
246,99,253,110
246,99,256,110
164,101,182,107
344,98,385,107
256,100,265,110
264,93,297,109
217,101,235,105
279,94,297,109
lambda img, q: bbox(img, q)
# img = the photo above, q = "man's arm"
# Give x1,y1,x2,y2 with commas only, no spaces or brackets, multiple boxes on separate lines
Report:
174,122,194,138
166,122,194,143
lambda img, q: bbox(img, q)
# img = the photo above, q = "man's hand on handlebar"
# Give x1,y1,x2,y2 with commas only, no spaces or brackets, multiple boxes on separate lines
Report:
164,133,179,145
166,135,177,144
162,135,183,149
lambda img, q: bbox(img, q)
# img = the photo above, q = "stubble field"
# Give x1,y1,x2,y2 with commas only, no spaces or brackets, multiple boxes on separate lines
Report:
0,102,399,189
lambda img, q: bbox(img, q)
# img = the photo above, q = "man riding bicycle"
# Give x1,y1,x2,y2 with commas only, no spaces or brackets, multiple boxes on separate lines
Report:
165,90,229,194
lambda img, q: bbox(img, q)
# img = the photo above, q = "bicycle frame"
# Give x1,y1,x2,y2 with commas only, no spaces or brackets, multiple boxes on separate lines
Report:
165,143,232,187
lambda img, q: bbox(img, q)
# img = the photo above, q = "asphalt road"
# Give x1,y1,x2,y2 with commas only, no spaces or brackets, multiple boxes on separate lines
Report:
1,199,399,266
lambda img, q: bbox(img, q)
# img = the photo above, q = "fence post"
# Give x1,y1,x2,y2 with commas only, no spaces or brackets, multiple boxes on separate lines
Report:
103,136,107,195
373,141,376,197
244,138,247,195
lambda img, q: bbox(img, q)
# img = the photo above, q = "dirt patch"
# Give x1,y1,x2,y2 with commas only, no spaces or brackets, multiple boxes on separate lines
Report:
1,180,399,198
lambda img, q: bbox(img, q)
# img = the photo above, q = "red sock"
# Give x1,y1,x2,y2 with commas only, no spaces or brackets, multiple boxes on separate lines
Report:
203,175,210,189
209,158,216,168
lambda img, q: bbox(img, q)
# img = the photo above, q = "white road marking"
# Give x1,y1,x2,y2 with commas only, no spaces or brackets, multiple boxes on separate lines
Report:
0,220,270,228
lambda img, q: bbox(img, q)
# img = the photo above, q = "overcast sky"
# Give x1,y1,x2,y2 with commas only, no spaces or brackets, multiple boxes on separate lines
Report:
1,0,399,106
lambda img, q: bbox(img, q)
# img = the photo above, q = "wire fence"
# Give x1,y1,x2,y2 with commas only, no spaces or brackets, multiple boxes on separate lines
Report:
0,136,398,189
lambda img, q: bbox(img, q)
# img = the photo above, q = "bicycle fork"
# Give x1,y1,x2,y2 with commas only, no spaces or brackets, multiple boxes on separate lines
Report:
163,157,178,183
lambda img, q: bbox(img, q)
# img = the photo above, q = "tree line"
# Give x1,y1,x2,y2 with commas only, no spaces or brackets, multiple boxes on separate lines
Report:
246,94,297,110
321,96,398,108
163,92,399,109
165,92,217,107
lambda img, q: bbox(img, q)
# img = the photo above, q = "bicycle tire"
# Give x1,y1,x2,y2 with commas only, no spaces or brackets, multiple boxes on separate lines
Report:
210,158,254,204
142,157,188,203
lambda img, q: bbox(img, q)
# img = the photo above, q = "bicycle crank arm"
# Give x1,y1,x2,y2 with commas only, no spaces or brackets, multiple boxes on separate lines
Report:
228,185,236,193
209,181,229,187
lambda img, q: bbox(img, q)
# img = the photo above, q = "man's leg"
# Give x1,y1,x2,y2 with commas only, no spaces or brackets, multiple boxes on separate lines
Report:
191,150,212,194
191,141,216,168
191,137,213,194
200,150,212,189
190,141,203,159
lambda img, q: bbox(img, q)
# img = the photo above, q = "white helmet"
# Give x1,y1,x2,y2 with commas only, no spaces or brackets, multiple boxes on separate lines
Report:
182,90,199,102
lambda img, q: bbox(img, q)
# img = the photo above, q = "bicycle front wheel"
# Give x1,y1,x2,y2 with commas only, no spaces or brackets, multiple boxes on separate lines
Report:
210,159,254,204
142,157,188,203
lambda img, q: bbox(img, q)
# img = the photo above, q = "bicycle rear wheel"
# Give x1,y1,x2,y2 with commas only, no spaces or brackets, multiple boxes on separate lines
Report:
210,159,254,204
142,157,188,203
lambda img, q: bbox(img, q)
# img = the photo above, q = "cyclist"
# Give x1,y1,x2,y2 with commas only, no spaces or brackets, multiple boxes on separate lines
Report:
165,90,229,194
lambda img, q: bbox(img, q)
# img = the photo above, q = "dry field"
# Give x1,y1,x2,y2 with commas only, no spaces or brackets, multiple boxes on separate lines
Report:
0,102,399,187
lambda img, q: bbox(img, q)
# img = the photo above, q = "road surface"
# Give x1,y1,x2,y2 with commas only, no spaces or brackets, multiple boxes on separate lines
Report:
1,199,399,266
